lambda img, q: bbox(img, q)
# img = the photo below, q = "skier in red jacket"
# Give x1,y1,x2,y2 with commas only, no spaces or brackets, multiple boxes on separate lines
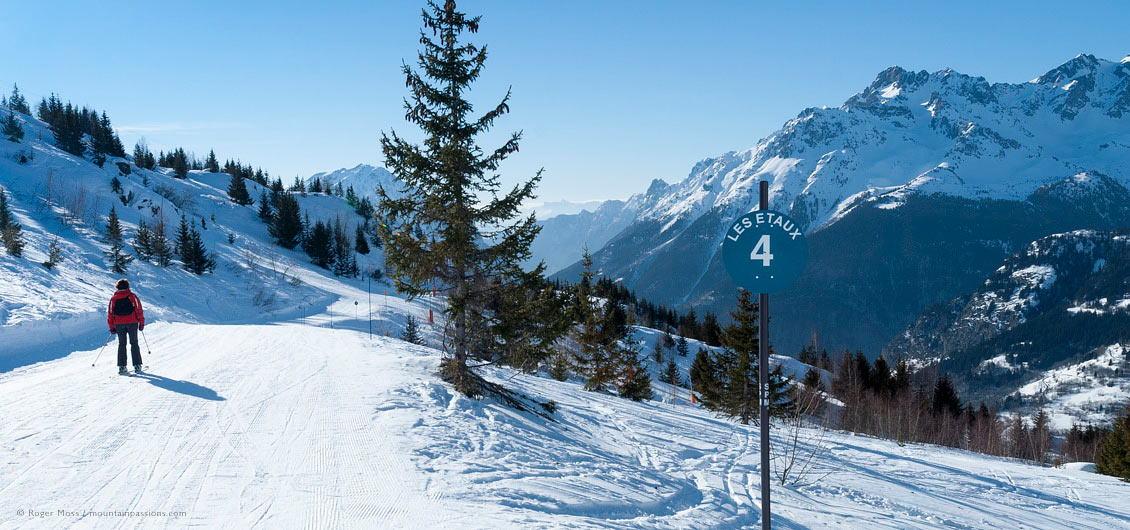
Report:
107,279,145,375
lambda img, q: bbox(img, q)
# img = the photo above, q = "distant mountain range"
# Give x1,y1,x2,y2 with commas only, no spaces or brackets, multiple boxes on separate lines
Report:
541,53,1130,358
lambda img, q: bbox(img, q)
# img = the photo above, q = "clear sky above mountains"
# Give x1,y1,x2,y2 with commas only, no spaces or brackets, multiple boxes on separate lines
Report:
3,0,1128,203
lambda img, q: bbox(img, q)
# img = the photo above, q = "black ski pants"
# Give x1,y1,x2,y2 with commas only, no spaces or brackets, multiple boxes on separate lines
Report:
115,323,143,367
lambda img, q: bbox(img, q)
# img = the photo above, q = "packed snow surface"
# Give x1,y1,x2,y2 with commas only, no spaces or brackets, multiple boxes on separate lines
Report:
2,317,1129,528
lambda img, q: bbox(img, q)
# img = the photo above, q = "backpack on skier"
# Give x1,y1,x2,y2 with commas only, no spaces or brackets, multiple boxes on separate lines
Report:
112,296,136,317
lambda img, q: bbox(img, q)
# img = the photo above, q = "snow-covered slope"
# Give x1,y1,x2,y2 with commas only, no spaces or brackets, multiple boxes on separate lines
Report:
0,105,383,370
3,318,1129,528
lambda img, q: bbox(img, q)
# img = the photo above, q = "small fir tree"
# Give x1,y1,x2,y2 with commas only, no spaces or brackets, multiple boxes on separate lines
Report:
103,206,134,273
205,149,219,172
7,84,30,114
42,235,64,269
268,193,303,249
2,111,23,142
257,190,273,222
133,220,154,261
151,216,173,267
402,314,424,345
1096,403,1130,481
355,225,370,255
676,335,689,357
661,357,680,386
617,341,653,402
227,173,252,205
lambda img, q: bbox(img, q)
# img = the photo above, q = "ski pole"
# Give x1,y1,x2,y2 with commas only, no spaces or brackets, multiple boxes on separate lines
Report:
141,329,153,355
92,333,115,367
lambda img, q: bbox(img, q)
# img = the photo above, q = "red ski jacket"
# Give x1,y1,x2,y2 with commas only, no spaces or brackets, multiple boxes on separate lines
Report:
107,289,145,330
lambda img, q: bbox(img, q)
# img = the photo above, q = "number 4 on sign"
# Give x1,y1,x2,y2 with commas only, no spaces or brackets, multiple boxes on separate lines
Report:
750,235,773,266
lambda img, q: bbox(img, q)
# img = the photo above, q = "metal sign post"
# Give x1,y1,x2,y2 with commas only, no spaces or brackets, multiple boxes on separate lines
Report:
720,180,808,530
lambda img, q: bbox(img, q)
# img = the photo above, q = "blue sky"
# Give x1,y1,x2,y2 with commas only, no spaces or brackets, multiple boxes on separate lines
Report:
3,1,1128,203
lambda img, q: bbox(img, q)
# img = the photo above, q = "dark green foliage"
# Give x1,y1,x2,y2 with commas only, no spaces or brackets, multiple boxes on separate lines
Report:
148,217,172,267
549,353,570,381
802,368,823,390
690,347,722,408
720,290,759,424
91,112,125,158
331,217,358,277
1096,404,1130,481
133,220,154,261
617,342,653,401
3,111,23,142
133,140,156,170
488,269,572,372
376,1,542,397
257,190,273,222
676,335,689,357
573,253,622,391
290,176,306,193
103,206,133,273
309,178,323,194
660,357,680,386
42,235,63,269
691,290,795,423
268,193,303,249
227,173,252,205
168,148,189,178
51,103,84,155
700,312,722,347
402,314,424,345
205,149,219,172
931,374,963,417
110,176,122,194
304,220,333,268
175,217,215,275
355,225,370,255
7,84,30,115
0,187,23,257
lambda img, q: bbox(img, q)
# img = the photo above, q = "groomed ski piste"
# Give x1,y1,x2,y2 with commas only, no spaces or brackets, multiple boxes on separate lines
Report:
4,303,1130,528
2,104,1130,529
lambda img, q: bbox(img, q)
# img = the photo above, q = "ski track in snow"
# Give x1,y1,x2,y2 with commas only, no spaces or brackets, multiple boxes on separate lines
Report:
1,318,1129,528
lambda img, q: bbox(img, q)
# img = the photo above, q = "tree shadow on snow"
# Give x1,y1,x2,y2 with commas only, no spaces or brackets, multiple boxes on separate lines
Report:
134,373,225,401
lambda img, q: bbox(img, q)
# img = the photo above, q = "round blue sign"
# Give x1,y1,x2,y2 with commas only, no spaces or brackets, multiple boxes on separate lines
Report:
721,209,808,294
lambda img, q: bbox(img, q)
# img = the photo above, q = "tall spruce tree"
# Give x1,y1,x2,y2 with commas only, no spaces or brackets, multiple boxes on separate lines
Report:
103,207,133,273
376,0,542,396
